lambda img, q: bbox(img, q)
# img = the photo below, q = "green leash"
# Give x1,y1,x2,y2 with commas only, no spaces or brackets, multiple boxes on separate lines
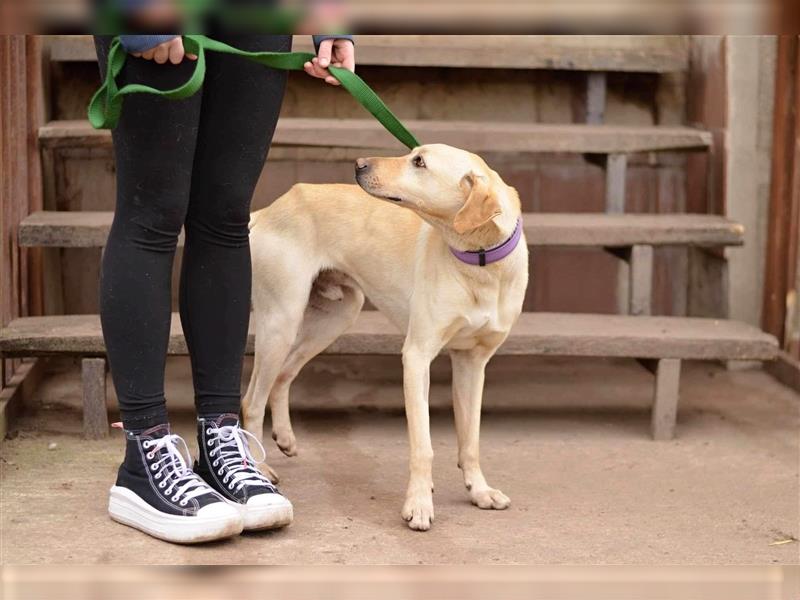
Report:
88,34,421,150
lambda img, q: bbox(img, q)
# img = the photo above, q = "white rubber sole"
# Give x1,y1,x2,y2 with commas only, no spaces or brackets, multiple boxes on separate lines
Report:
108,486,244,544
227,495,294,531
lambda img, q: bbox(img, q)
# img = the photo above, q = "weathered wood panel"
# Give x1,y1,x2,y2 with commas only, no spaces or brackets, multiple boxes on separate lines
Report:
81,357,108,439
41,37,695,318
0,36,32,388
19,211,745,249
763,36,800,359
41,119,713,154
48,35,690,73
0,311,779,361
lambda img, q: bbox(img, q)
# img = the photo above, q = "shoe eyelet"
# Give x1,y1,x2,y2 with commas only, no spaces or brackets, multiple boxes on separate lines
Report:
212,460,219,467
150,464,158,471
227,483,234,490
154,473,161,480
206,428,212,435
222,476,228,483
171,495,179,502
142,441,151,449
146,452,154,460
159,481,166,488
179,500,188,506
207,440,213,446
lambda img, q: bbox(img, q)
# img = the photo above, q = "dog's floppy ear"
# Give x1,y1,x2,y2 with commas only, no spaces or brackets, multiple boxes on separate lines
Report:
453,171,502,234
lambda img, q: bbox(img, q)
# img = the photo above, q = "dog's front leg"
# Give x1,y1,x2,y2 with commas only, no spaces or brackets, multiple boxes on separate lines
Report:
450,347,510,510
400,343,437,531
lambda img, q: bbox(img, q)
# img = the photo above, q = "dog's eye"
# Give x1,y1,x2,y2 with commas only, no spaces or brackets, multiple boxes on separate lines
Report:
412,155,426,168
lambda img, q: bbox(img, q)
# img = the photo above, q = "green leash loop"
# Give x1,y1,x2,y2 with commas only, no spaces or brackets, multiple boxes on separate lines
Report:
88,34,421,150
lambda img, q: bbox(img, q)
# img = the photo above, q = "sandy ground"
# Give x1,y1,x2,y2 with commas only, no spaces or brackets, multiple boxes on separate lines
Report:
1,355,798,565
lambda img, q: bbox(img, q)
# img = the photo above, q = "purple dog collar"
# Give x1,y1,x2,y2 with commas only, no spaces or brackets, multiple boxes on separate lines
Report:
450,218,523,267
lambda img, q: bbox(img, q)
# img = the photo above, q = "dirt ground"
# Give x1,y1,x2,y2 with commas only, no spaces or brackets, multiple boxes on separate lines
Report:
1,355,798,565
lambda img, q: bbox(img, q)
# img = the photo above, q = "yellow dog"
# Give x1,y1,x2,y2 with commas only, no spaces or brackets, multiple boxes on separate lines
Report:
243,144,529,531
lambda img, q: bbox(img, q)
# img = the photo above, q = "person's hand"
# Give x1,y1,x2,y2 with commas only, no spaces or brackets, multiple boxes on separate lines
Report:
303,38,355,86
131,37,197,64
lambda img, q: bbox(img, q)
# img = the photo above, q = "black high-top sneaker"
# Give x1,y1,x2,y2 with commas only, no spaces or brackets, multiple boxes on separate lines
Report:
195,415,293,531
108,424,244,543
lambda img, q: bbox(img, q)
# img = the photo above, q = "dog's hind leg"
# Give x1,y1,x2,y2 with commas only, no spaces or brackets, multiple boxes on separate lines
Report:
450,347,510,510
241,289,308,448
269,272,365,457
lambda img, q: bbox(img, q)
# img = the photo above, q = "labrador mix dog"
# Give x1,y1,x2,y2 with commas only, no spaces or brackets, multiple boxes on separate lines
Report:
242,144,528,531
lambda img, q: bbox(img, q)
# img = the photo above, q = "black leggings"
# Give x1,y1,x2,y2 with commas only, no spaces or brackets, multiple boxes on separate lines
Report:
94,35,291,429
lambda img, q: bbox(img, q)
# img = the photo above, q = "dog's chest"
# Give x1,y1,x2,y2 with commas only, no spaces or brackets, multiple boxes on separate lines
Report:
445,304,510,350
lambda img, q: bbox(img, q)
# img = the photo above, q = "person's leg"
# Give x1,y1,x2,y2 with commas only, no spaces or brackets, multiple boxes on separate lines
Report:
179,34,294,530
95,37,242,542
96,36,200,430
179,34,291,419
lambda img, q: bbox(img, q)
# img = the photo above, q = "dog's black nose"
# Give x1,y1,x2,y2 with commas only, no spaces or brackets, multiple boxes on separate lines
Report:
355,158,369,171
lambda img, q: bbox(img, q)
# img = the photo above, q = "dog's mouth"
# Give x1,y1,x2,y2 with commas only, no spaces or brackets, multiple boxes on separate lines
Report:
355,173,404,202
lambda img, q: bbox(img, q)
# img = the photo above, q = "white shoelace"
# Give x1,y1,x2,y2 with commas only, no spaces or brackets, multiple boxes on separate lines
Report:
206,425,275,494
143,434,216,507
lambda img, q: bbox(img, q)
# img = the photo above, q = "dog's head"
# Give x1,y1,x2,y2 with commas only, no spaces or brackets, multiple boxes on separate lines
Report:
355,144,518,235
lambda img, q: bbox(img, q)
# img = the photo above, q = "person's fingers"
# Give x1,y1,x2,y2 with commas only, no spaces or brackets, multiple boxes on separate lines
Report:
335,40,355,72
131,51,142,58
186,53,198,60
153,42,170,64
307,58,329,78
325,76,340,86
141,48,156,60
316,38,333,68
304,61,322,79
167,38,185,64
311,57,328,75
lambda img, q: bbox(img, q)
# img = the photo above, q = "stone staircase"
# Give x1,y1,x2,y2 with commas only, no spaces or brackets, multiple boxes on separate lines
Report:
0,35,779,440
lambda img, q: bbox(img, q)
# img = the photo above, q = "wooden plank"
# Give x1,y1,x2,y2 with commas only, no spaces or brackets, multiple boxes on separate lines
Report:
688,247,730,319
605,152,629,313
585,73,607,125
765,349,800,392
39,119,714,154
763,36,800,354
0,311,779,361
629,244,654,316
25,35,44,319
1,36,29,389
0,358,45,441
18,211,746,249
650,358,681,440
81,357,108,439
47,35,690,73
605,153,628,212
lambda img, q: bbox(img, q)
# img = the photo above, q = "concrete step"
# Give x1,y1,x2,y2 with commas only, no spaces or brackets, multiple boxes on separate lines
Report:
0,311,777,361
47,35,689,73
18,211,744,249
39,119,712,154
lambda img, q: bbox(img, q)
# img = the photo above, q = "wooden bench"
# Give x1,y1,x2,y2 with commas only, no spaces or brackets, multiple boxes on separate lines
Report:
0,312,777,440
18,209,744,317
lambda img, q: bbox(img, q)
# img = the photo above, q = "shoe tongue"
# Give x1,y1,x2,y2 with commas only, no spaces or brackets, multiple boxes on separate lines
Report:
215,414,240,428
141,423,171,438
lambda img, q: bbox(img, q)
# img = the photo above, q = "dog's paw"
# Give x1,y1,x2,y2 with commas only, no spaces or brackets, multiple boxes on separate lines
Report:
470,487,511,510
259,462,280,484
272,429,297,457
401,495,434,531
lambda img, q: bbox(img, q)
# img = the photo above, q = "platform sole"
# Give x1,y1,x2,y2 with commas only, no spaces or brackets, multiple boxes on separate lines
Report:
226,497,294,531
108,486,243,544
